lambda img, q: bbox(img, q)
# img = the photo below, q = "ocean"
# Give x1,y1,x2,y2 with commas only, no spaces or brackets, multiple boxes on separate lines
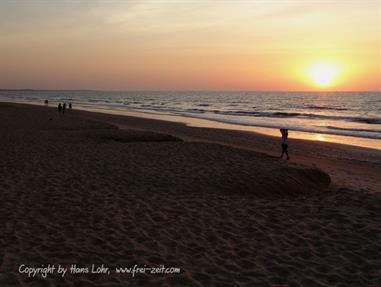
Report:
1,90,380,148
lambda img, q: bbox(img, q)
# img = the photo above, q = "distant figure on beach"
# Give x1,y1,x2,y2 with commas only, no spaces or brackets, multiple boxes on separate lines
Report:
44,99,48,106
58,103,62,113
280,129,290,160
69,103,72,109
62,103,66,114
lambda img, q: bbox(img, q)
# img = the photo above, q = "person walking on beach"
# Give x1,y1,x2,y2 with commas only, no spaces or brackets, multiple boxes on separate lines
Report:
44,99,48,106
280,129,290,160
62,103,66,115
58,103,62,113
69,103,72,109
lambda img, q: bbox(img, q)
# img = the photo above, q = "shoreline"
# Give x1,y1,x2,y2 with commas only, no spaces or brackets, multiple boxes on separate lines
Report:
2,98,380,151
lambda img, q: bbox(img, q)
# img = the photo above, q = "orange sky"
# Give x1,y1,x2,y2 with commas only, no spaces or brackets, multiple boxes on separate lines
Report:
0,0,380,91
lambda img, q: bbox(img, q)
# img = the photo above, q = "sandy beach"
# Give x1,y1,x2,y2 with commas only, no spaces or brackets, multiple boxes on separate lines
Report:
0,102,380,287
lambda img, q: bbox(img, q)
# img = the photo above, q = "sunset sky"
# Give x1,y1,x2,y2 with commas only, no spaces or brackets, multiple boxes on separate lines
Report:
1,0,380,91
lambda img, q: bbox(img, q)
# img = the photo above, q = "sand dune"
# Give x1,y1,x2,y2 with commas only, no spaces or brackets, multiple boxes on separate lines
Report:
0,103,380,286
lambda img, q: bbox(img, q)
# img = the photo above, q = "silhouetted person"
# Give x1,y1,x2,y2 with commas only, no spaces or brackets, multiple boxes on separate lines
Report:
58,103,62,113
62,103,66,114
44,99,48,106
280,129,290,160
69,103,72,109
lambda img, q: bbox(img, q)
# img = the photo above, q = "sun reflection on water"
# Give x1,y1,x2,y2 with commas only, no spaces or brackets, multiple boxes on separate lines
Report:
315,134,326,142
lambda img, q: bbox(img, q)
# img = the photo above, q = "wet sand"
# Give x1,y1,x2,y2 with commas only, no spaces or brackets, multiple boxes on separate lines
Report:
0,102,380,287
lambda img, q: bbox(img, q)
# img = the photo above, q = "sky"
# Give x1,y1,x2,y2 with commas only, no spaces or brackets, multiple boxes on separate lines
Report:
0,0,380,91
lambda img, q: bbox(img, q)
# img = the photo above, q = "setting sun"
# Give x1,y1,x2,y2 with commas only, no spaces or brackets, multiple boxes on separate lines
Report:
307,62,340,88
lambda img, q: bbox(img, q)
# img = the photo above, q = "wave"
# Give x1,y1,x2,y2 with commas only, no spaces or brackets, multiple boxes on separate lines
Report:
89,101,381,125
306,105,348,111
353,118,381,124
325,126,381,134
186,108,206,113
170,112,381,140
212,110,381,125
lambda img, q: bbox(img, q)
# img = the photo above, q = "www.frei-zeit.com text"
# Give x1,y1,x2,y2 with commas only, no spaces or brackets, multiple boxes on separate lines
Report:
18,264,181,278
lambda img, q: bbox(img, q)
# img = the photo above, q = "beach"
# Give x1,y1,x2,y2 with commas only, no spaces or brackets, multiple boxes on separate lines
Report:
0,102,380,286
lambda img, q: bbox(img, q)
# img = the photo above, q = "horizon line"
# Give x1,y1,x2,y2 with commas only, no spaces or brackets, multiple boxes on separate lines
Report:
1,88,380,93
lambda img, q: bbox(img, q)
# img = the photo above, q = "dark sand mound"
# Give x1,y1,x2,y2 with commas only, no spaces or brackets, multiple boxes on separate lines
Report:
88,129,183,144
0,103,379,287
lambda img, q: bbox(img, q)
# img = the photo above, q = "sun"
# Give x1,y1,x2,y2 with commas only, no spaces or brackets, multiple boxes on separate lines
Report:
307,62,340,87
